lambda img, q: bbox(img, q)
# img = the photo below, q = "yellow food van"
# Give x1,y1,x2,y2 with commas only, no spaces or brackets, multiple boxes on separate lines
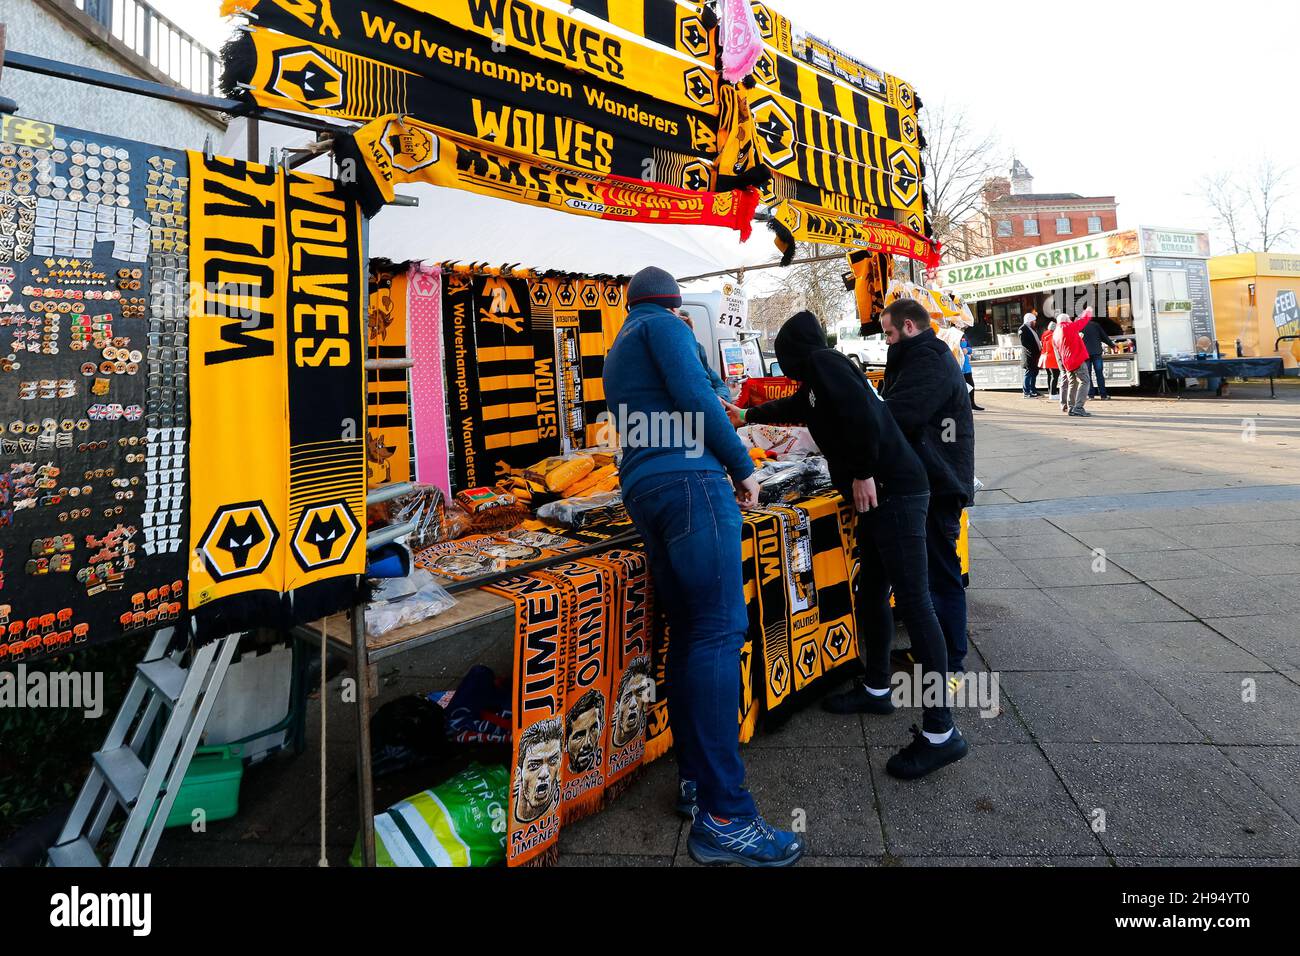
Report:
1209,253,1300,373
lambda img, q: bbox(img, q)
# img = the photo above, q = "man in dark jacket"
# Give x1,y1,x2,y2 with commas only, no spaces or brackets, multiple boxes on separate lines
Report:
725,312,969,781
879,299,976,675
1079,310,1116,400
1019,308,1043,398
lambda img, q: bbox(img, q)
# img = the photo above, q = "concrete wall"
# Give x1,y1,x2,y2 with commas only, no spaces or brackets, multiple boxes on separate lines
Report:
1,0,224,152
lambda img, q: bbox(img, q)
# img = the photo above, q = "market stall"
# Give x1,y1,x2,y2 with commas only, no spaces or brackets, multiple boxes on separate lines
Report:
1209,252,1300,373
4,0,956,870
938,227,1218,391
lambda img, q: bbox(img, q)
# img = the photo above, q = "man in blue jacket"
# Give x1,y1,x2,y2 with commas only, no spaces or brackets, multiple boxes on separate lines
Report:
604,267,804,867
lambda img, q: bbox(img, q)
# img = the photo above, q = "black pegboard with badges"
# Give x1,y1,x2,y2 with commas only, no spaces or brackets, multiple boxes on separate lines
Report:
0,114,189,666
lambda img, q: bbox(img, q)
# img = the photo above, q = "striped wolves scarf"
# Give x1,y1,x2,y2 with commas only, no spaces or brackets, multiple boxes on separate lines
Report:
367,263,411,489
407,264,452,495
223,24,720,187
769,198,938,268
187,155,367,638
336,115,760,231
222,0,722,117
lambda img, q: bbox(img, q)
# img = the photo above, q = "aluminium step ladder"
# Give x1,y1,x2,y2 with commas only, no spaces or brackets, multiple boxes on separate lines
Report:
46,628,241,867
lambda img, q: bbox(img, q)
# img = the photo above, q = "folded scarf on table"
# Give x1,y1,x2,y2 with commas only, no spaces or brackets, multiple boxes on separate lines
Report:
335,114,761,230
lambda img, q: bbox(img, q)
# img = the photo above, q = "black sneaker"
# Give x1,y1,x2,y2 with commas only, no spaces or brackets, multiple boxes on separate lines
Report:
675,780,698,821
822,680,896,716
890,647,917,672
885,725,970,781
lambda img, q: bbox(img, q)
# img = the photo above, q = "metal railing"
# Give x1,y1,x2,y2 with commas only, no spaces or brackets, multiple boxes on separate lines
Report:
71,0,218,96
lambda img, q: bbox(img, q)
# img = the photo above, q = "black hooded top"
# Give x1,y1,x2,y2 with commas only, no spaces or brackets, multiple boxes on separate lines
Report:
746,312,928,499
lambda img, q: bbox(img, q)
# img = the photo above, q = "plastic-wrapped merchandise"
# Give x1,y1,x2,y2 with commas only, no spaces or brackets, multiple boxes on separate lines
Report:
367,570,459,638
391,484,447,550
739,424,821,459
757,461,806,505
535,492,626,528
453,488,529,535
800,456,834,495
350,763,508,867
523,453,596,494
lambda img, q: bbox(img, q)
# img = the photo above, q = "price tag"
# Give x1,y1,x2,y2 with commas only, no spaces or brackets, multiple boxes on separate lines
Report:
1,114,57,149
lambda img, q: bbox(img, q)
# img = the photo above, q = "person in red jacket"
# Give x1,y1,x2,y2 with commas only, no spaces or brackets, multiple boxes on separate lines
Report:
1055,313,1093,417
1040,321,1061,399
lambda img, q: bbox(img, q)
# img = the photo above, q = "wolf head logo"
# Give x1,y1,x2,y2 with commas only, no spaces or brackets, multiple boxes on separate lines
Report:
304,509,346,561
216,513,267,570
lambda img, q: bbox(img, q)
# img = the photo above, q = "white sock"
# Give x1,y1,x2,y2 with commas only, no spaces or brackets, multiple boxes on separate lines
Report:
923,729,955,746
862,684,891,698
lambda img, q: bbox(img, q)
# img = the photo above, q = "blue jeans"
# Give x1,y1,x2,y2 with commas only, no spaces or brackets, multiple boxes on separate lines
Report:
1023,366,1039,396
927,495,968,672
624,470,756,820
856,493,954,734
1088,356,1109,397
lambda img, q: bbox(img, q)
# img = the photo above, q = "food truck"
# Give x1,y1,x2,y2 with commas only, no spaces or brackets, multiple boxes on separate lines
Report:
938,227,1219,390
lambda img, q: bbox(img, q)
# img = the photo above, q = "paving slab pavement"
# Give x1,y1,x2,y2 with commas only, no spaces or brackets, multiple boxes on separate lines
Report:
152,381,1300,867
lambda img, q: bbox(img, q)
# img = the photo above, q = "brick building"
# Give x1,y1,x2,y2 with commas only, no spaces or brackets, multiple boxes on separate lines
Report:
984,160,1118,255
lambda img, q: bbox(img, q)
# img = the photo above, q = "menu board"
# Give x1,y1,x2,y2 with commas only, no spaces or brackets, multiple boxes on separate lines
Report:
0,115,188,666
1146,257,1216,362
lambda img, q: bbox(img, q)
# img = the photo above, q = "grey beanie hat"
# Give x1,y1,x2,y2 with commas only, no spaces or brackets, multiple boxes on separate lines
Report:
627,266,683,309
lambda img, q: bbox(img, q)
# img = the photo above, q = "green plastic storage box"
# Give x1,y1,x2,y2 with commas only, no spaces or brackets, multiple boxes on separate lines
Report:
158,745,244,829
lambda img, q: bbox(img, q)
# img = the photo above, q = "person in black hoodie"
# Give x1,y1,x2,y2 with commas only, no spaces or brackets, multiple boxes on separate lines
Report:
725,312,968,780
879,299,976,676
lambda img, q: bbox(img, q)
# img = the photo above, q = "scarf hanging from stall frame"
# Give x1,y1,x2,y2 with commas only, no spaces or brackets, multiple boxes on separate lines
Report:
486,572,569,867
769,198,938,269
222,24,732,187
567,0,717,66
187,154,368,637
367,263,412,489
441,271,486,491
591,548,654,800
544,561,616,825
749,89,923,214
335,114,761,230
407,264,452,496
221,0,724,117
530,277,588,454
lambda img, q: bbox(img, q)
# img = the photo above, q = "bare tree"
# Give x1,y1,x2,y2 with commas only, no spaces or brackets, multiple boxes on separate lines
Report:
767,244,852,329
1196,172,1248,254
921,100,1005,262
1248,159,1295,252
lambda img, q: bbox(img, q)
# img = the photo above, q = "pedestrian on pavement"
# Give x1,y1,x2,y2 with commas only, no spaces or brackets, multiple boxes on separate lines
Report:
878,297,977,683
604,266,804,867
960,333,984,411
726,310,968,781
1079,307,1116,400
1040,320,1061,399
1055,311,1094,417
1020,309,1043,399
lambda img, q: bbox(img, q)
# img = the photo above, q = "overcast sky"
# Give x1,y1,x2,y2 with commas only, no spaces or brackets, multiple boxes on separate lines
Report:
153,0,1300,254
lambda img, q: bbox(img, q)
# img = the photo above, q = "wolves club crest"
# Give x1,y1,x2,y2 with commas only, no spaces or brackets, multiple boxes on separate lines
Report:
381,119,439,175
199,502,279,581
291,501,361,572
269,47,345,111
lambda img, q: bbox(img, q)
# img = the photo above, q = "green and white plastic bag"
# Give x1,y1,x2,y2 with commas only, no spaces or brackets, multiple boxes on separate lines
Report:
351,763,508,867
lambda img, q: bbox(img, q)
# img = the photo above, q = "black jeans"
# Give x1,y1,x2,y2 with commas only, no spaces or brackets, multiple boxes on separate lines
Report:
856,493,954,734
927,494,968,671
1046,369,1061,395
963,372,978,408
